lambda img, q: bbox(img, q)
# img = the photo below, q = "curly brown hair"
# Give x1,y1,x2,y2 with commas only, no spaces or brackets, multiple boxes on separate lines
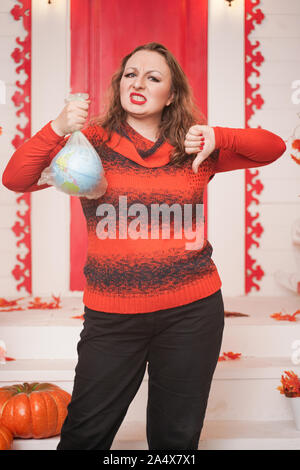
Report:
89,42,207,166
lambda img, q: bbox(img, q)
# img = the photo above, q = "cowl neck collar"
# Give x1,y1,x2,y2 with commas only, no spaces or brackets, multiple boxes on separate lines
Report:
119,121,165,158
107,121,174,168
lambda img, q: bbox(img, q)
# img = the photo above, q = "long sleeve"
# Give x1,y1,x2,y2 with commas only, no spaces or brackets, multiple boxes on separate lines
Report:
212,126,287,173
2,121,69,193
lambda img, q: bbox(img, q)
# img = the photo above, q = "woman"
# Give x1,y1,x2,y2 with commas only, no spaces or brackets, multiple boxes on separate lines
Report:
2,42,286,450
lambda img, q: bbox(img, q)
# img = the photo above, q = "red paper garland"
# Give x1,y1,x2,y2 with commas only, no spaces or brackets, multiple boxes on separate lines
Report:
245,0,265,293
10,1,32,294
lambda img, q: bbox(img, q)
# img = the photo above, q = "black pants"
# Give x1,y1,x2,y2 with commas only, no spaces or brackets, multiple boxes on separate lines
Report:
57,289,224,450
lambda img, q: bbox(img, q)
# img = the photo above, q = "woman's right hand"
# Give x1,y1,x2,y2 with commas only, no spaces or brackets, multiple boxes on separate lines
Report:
51,99,91,136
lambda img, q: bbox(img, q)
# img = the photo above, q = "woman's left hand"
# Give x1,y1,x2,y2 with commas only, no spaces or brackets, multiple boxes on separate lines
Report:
184,125,216,173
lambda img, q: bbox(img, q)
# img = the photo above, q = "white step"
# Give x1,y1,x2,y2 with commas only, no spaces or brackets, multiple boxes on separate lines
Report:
221,295,300,358
1,357,299,421
1,296,83,360
11,420,300,450
1,295,300,358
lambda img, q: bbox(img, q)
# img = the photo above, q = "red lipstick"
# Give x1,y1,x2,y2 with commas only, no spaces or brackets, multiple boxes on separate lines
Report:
130,92,147,105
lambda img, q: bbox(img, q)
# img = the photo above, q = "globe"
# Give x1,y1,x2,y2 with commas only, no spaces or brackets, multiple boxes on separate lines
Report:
51,143,105,196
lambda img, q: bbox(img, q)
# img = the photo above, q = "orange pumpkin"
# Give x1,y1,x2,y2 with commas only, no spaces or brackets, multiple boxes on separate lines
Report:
0,424,13,450
0,382,71,439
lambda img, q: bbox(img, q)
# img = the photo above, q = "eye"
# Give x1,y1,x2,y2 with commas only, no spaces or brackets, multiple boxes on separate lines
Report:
124,73,160,82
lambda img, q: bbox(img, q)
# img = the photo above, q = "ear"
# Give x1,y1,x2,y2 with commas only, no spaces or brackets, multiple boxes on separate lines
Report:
166,92,174,107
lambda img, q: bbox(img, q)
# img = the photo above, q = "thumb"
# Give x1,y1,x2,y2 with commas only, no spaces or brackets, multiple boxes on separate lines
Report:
192,151,207,174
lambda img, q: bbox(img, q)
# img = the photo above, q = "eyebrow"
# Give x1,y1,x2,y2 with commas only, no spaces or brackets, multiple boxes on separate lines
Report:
125,66,163,76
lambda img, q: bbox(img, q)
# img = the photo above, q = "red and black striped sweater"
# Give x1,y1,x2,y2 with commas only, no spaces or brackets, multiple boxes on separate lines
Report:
2,121,286,313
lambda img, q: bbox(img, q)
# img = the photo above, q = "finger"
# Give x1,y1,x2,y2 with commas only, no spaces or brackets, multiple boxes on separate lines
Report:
185,146,203,154
72,123,86,132
76,118,87,125
186,133,204,140
75,111,89,119
185,146,204,154
188,129,204,137
188,125,207,135
70,110,88,120
69,119,86,130
184,138,205,147
185,140,204,148
68,106,87,115
73,101,90,110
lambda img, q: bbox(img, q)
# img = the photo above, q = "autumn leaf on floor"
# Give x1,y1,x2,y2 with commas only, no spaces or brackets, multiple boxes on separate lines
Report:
291,139,300,165
224,352,242,360
218,351,242,361
224,311,249,317
28,294,61,309
27,297,49,309
218,355,226,362
270,309,300,322
71,314,84,320
0,297,25,307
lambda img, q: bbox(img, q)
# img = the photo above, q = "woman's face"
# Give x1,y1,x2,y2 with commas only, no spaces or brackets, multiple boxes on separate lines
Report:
120,50,173,121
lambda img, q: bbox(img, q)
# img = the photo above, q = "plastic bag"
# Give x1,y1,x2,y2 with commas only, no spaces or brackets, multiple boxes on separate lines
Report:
37,93,108,199
38,131,108,199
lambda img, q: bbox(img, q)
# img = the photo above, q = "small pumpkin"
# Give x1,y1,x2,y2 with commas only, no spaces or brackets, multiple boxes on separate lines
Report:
0,424,13,450
0,382,71,439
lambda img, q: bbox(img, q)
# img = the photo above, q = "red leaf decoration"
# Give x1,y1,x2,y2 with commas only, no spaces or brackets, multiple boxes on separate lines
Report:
28,294,61,310
277,370,300,398
218,351,242,362
224,311,249,317
270,310,300,322
0,294,61,312
218,356,226,362
0,297,24,307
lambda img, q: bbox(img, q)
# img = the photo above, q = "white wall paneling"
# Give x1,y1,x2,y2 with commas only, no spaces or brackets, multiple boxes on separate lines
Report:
0,0,27,296
31,0,70,296
207,0,245,296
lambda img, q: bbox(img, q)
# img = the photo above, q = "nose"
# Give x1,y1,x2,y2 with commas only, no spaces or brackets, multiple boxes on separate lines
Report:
133,76,145,89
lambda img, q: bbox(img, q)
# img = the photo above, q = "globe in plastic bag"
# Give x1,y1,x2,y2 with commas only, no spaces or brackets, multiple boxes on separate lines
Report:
38,130,108,199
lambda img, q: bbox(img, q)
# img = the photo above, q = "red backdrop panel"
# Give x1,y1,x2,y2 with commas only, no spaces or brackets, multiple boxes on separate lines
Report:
70,0,208,291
